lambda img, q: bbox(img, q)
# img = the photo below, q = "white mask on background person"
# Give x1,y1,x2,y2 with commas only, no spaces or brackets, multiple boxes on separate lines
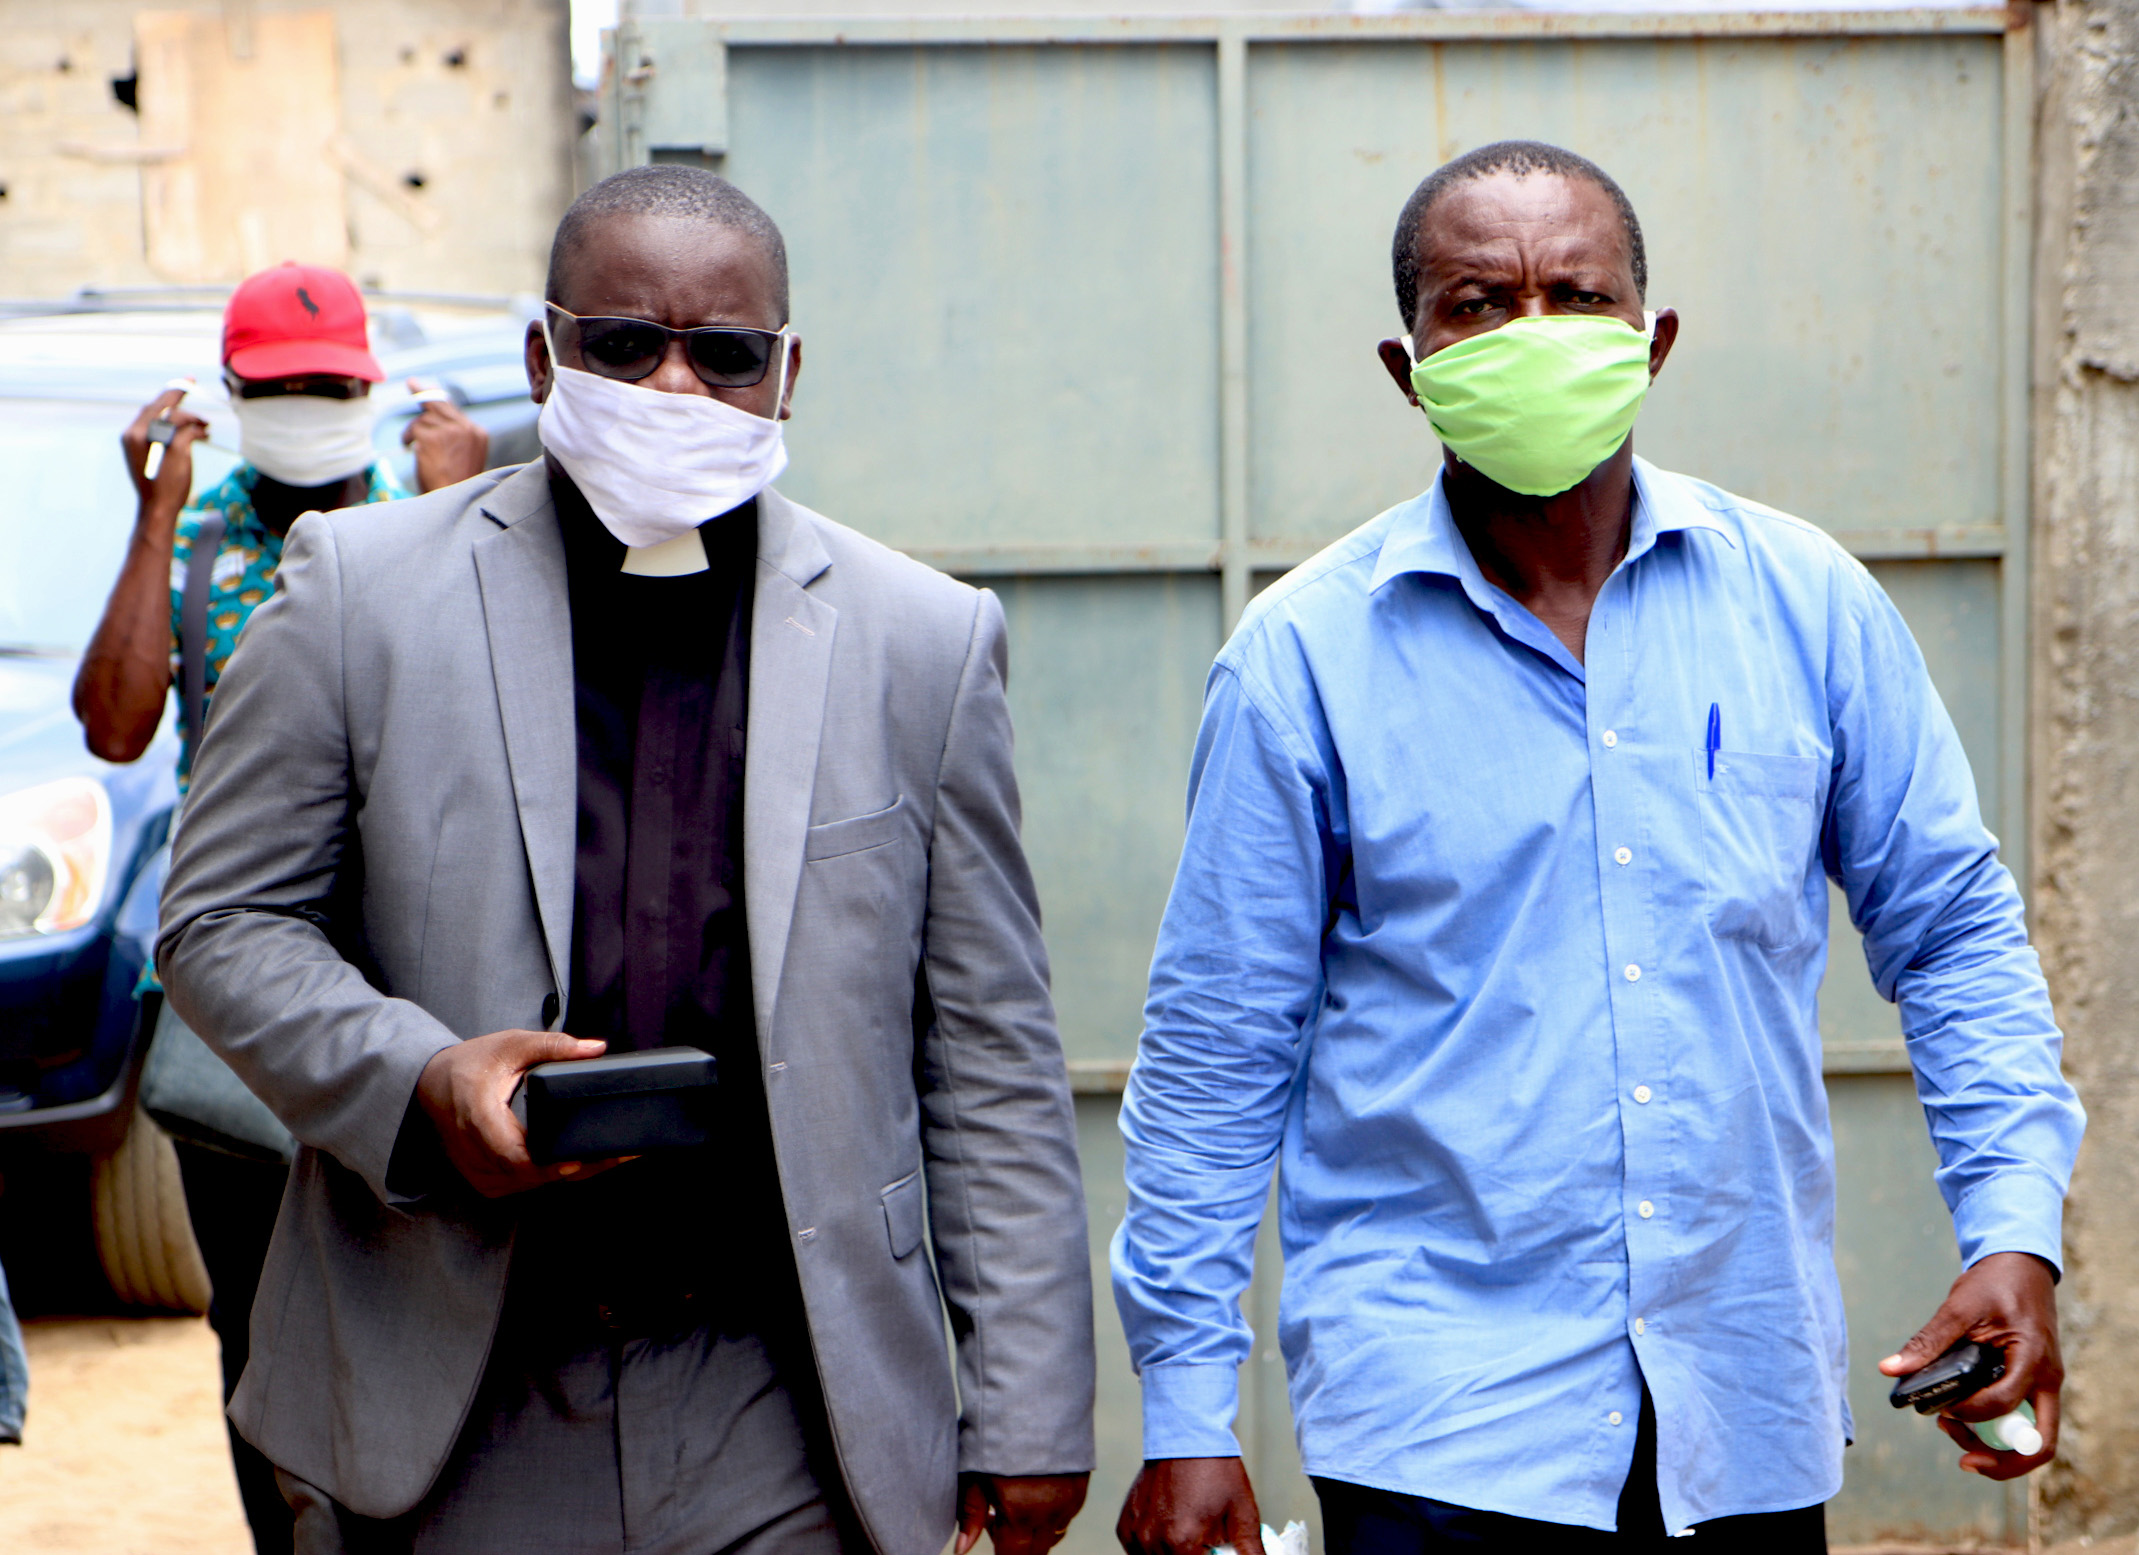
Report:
234,393,379,489
536,330,791,550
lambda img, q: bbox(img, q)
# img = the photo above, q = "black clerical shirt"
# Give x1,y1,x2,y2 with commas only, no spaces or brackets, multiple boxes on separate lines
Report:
512,477,786,1328
559,488,754,1051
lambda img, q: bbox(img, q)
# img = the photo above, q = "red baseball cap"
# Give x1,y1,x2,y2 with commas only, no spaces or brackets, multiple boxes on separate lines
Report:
222,262,384,382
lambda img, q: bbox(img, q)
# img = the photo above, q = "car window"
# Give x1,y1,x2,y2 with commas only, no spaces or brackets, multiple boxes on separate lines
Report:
0,399,241,653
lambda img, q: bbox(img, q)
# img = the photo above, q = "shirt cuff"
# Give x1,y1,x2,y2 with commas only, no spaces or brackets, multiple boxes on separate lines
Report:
1952,1172,2068,1280
1140,1363,1244,1460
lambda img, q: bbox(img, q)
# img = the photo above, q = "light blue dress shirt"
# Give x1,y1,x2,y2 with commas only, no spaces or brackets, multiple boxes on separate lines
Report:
1111,458,2084,1533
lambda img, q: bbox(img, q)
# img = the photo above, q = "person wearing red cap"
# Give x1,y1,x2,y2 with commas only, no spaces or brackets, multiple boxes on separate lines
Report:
77,261,490,780
70,262,492,1555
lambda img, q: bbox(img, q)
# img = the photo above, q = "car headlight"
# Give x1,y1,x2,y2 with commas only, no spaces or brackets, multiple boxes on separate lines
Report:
0,777,113,939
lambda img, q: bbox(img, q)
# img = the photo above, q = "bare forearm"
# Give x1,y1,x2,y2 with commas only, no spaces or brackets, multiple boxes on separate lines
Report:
74,500,181,762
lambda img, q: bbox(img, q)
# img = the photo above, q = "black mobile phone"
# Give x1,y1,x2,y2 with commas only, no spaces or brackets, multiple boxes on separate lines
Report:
509,1046,717,1165
1888,1339,2006,1415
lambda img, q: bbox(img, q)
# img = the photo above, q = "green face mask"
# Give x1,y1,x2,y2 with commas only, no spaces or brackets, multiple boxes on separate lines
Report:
1408,313,1655,498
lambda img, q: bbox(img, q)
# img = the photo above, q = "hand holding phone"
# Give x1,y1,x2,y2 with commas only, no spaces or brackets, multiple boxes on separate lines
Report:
1878,1251,2061,1480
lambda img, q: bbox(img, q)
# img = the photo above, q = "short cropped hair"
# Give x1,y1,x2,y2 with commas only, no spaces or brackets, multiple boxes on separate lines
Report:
546,165,791,322
1391,140,1647,328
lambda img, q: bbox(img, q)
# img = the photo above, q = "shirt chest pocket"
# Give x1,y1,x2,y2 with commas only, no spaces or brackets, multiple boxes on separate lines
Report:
1700,751,1822,950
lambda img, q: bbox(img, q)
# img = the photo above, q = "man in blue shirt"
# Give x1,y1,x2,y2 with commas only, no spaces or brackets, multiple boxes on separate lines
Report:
1110,141,2084,1551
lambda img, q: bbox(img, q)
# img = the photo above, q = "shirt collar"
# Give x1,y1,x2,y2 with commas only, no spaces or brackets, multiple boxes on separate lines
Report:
1369,455,1736,605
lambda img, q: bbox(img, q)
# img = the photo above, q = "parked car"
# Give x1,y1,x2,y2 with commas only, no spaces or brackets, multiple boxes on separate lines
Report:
0,286,538,1309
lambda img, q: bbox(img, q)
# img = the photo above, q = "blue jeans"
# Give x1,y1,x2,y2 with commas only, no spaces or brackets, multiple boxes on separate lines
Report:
0,1256,27,1444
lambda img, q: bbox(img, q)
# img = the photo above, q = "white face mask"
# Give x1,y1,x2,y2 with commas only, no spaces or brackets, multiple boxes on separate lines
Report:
536,330,791,550
235,393,378,489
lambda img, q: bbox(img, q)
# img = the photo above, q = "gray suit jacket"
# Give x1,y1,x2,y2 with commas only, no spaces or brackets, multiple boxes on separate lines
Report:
157,463,1095,1549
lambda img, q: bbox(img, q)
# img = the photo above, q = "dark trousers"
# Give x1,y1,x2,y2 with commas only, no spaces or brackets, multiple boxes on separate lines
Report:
174,1140,295,1555
1315,1390,1827,1554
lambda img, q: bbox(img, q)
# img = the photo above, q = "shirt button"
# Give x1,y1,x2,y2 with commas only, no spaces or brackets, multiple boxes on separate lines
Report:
1635,1318,1647,1336
797,1226,818,1242
1634,1085,1652,1104
1602,730,1619,748
1638,1200,1656,1219
1624,964,1641,982
1614,846,1632,866
1608,1411,1624,1426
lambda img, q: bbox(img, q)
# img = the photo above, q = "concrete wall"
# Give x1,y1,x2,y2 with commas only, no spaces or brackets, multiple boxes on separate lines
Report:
2033,0,2139,1538
0,0,573,299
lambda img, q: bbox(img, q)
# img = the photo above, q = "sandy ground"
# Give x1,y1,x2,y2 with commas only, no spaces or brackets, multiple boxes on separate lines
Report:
0,1316,251,1555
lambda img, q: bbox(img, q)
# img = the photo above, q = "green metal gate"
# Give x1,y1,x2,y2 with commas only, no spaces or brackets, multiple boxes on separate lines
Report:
606,9,2036,1543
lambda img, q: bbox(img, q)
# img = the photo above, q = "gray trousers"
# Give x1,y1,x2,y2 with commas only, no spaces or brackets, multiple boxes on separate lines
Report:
280,1318,856,1555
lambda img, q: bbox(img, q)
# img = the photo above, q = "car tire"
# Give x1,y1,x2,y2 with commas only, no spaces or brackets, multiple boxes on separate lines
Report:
90,1107,211,1314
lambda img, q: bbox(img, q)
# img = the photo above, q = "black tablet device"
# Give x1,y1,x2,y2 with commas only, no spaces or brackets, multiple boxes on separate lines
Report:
510,1046,718,1165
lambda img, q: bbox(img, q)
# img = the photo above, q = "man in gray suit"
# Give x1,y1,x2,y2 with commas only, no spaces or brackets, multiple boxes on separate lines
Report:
158,166,1095,1555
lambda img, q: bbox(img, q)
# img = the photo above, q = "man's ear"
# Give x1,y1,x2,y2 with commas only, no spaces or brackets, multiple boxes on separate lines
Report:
524,320,552,405
1377,337,1420,408
1647,307,1680,382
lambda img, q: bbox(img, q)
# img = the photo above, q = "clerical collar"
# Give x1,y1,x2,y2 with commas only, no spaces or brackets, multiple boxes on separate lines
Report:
623,530,709,576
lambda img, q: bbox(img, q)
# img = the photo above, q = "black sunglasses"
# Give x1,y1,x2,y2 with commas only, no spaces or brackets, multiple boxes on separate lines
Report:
224,372,369,400
545,304,789,390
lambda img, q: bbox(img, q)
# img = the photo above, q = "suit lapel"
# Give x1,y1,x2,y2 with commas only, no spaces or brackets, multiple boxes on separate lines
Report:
746,488,836,1042
471,464,576,1002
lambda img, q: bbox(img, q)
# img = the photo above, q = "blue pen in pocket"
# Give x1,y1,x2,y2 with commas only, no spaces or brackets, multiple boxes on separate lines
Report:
1706,703,1721,780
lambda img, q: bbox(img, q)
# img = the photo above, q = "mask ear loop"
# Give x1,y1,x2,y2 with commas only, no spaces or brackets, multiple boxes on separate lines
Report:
768,328,795,421
1402,335,1432,419
540,312,566,385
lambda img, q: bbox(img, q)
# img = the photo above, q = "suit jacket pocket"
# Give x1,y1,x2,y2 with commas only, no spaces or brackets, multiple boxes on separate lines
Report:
881,1169,925,1260
807,796,910,861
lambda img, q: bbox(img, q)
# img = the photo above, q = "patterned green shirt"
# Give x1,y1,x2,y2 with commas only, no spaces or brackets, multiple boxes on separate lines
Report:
167,462,403,790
